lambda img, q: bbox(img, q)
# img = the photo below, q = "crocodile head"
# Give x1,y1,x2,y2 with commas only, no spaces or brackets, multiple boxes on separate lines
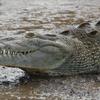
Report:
0,29,76,74
0,21,100,75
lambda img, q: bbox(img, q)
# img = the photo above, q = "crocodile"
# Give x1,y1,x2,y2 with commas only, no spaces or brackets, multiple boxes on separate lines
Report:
0,21,100,75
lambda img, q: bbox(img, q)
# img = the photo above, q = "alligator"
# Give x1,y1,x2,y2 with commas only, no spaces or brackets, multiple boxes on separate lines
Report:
0,21,100,75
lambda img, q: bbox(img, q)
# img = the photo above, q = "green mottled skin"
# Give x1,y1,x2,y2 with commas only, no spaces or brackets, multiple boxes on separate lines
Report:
54,29,100,75
0,22,100,75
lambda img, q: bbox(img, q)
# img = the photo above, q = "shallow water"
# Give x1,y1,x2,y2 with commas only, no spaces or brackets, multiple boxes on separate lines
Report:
0,0,100,99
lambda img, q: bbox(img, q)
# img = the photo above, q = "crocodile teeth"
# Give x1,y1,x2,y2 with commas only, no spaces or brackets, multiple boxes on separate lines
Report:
0,47,37,56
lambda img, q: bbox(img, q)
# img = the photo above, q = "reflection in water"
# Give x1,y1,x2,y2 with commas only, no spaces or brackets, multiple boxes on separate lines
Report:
0,0,100,99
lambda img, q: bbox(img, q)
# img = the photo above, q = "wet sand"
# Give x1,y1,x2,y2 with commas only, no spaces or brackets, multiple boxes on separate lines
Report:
0,0,100,99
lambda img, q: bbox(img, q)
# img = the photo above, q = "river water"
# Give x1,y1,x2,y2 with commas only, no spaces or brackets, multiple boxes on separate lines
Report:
0,0,100,99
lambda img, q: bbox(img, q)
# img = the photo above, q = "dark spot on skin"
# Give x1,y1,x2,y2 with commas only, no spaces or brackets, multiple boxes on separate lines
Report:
89,31,97,35
2,81,10,86
96,21,100,26
78,22,90,28
60,30,70,35
2,67,5,69
25,33,35,38
45,34,57,37
88,31,97,37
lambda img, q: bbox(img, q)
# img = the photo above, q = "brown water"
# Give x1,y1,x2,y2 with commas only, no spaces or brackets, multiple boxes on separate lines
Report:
0,0,100,99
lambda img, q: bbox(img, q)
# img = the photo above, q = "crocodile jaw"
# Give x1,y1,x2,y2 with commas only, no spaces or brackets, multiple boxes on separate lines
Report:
0,36,74,72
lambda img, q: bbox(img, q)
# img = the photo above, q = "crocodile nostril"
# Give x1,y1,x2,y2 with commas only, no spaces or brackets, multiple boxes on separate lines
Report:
45,34,57,37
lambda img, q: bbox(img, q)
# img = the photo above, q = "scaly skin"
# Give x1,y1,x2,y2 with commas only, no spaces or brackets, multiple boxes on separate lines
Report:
0,21,100,75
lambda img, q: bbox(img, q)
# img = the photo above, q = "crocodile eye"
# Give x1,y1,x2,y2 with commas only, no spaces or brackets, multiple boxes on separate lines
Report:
60,30,70,35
